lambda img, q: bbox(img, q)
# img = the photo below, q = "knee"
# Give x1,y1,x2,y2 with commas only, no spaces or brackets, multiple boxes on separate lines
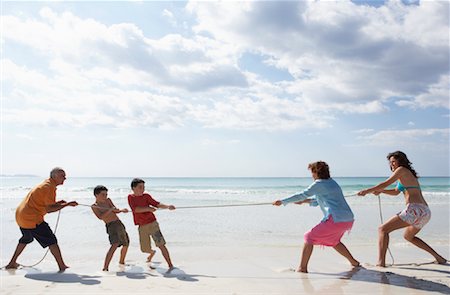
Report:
378,225,387,235
403,233,415,242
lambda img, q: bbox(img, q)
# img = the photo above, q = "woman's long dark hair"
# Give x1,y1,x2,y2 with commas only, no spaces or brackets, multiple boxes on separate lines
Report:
387,151,418,178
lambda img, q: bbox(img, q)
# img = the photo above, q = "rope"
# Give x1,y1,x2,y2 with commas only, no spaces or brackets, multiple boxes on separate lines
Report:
77,193,358,211
377,195,395,266
0,210,62,270
77,202,273,210
171,202,272,209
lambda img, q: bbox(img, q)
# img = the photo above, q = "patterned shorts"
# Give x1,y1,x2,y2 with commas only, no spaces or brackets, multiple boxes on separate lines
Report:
398,203,431,229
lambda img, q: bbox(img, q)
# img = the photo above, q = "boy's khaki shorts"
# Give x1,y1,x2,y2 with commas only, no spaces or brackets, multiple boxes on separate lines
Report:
106,220,130,247
138,221,166,253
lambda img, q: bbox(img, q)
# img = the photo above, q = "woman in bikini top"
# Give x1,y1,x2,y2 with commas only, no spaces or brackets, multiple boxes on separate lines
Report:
357,151,446,267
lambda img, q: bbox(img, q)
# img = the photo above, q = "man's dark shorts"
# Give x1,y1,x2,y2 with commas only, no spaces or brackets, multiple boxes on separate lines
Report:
106,220,130,247
19,221,57,248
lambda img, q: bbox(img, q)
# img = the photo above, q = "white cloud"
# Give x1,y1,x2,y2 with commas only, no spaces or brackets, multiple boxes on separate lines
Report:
162,9,177,27
353,128,375,134
2,2,449,132
355,128,450,150
188,1,449,107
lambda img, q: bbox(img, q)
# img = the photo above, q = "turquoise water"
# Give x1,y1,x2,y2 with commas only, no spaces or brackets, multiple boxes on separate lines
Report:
1,176,449,204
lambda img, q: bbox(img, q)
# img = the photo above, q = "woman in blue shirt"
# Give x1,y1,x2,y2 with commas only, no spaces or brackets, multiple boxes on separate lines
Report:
273,161,359,273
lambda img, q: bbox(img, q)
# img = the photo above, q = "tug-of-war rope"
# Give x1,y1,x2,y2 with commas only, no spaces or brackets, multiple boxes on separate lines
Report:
2,193,398,269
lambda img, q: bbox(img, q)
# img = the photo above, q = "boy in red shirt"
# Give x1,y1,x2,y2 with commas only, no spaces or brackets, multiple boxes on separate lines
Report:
127,178,175,269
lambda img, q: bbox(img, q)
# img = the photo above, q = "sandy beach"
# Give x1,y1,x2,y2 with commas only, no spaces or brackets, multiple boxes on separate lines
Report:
1,243,449,295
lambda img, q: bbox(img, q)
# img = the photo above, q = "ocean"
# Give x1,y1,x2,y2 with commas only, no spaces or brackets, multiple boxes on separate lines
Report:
1,176,449,267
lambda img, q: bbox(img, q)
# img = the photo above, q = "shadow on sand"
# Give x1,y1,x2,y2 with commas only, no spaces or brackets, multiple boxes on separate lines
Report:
24,270,101,285
161,267,216,282
310,265,450,294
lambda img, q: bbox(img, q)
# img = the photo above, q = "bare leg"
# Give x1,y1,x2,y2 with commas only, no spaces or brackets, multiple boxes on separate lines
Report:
5,243,27,269
146,250,156,262
48,244,69,271
378,215,409,267
158,245,173,269
403,226,447,264
103,244,118,271
298,243,313,273
333,242,360,267
119,246,128,265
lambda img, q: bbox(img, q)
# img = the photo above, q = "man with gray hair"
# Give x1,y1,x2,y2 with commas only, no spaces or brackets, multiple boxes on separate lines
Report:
5,167,78,271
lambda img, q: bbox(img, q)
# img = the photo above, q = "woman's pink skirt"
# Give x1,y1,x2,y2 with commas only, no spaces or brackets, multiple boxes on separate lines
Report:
304,215,353,247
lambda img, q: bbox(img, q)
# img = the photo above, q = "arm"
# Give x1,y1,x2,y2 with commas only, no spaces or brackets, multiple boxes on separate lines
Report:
157,203,176,210
134,206,157,213
375,189,401,196
46,200,78,213
92,206,115,221
273,182,318,206
294,198,314,205
358,167,405,196
108,199,129,213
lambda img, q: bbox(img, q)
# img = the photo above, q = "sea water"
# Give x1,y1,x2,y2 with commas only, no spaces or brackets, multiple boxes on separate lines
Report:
1,177,449,267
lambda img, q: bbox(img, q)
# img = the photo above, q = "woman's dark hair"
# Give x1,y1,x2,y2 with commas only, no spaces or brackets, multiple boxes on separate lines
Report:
131,178,145,189
387,151,418,178
308,161,330,179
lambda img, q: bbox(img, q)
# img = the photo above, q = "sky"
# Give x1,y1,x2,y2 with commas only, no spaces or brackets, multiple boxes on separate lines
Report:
1,0,449,177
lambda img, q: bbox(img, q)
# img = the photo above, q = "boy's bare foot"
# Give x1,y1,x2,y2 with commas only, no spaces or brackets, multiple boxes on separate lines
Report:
297,267,308,273
146,250,156,262
5,262,20,269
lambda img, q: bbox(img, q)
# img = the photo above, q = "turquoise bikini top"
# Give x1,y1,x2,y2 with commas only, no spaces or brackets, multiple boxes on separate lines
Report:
396,181,421,192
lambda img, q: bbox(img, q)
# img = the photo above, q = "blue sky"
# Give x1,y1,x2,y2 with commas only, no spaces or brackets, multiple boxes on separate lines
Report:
1,1,449,177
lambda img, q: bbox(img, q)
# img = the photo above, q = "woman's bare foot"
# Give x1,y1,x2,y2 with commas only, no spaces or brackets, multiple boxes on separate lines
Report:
297,267,308,273
352,261,361,267
376,262,386,267
146,250,156,262
5,262,20,269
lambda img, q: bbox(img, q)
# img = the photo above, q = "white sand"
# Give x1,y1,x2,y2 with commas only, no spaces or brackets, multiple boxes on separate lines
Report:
1,244,449,294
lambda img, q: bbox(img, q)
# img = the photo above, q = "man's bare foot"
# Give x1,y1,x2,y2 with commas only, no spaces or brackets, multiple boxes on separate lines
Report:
146,250,156,262
103,268,108,271
58,265,69,272
352,261,361,267
436,257,447,265
5,262,20,269
376,262,386,267
296,267,308,273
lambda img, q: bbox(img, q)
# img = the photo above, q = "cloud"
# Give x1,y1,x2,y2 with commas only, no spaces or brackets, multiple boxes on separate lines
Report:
355,128,450,150
188,1,449,106
2,2,449,132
